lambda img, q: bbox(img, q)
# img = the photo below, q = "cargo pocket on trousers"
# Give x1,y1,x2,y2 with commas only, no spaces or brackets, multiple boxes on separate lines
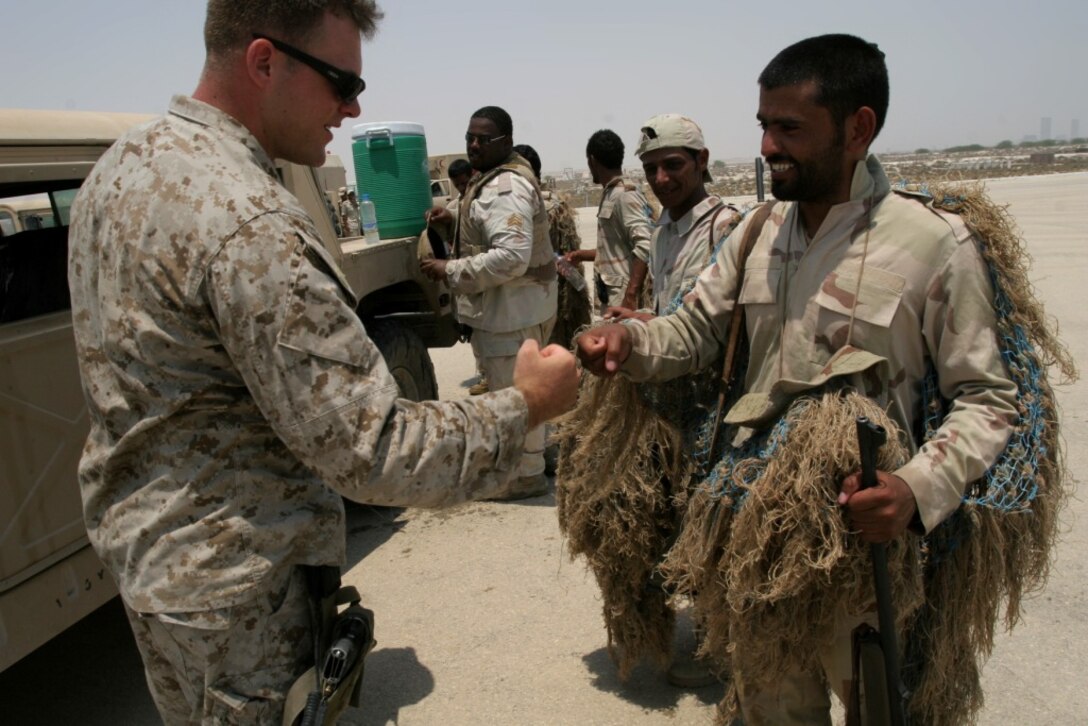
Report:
206,569,312,724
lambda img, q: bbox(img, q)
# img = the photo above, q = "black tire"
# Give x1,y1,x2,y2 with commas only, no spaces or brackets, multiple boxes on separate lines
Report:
368,320,438,401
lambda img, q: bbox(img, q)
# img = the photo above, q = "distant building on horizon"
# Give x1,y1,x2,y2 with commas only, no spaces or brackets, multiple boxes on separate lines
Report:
1041,117,1052,140
1073,119,1081,139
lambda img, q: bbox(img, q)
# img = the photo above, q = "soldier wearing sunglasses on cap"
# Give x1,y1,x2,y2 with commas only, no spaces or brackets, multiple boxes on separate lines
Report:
67,3,580,723
421,106,559,500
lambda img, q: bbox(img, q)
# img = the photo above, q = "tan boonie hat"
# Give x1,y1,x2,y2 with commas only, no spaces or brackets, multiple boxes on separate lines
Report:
636,114,712,182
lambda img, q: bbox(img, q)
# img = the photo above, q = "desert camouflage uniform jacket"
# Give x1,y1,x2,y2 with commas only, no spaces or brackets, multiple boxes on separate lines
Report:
447,155,557,333
594,176,653,289
621,156,1017,532
648,195,738,315
68,95,529,614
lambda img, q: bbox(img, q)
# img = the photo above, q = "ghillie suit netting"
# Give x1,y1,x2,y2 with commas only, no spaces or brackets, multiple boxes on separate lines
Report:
559,185,1075,725
553,207,744,678
546,193,592,349
893,183,1077,726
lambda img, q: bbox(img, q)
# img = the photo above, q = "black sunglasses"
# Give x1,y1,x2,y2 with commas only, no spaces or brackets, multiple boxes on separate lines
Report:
252,33,366,103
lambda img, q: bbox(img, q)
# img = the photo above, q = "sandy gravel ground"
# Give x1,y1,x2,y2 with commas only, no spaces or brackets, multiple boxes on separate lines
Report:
3,173,1084,725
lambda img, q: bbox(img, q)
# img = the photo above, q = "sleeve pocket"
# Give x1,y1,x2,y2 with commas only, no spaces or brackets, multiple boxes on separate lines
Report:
276,240,383,371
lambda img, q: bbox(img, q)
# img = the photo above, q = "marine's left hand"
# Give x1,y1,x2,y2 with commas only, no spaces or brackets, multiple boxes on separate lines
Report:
420,258,448,281
838,471,918,543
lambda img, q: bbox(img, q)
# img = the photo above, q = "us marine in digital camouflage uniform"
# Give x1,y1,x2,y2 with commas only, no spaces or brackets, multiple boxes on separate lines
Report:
67,3,579,724
566,129,654,316
421,106,559,499
578,34,1017,725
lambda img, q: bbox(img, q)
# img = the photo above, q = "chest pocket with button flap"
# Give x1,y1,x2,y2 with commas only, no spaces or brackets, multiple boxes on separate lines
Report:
738,258,782,341
810,262,905,362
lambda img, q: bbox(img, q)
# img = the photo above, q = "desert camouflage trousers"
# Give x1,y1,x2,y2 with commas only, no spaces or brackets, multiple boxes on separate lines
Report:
736,606,880,725
470,316,556,479
124,567,313,725
593,273,627,317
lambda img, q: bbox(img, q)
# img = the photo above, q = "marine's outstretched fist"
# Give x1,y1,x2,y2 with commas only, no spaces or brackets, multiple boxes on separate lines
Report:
514,340,581,428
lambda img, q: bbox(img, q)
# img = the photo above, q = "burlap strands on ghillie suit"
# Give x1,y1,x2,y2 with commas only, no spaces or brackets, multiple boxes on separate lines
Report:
544,192,592,349
553,208,745,679
662,388,924,724
554,373,697,677
565,182,1074,726
894,183,1077,726
662,183,1075,726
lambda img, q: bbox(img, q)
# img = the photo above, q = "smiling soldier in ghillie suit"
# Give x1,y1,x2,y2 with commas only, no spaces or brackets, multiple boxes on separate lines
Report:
573,34,1073,726
554,115,741,688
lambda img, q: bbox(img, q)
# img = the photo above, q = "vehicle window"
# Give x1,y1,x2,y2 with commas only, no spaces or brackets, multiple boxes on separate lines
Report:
0,188,79,323
0,212,14,236
53,188,78,227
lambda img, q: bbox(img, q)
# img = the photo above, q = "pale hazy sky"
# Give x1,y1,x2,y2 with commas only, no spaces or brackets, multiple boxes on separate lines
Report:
4,0,1085,181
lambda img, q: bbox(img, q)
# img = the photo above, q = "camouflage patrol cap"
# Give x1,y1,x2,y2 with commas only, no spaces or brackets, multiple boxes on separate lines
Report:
636,114,712,182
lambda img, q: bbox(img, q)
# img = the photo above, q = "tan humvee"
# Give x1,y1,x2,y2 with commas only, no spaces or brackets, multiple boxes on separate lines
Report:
0,108,457,672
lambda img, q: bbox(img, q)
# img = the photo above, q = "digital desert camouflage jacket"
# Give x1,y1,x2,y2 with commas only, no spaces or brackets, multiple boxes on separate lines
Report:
68,95,529,613
594,176,654,288
447,155,557,333
621,156,1017,532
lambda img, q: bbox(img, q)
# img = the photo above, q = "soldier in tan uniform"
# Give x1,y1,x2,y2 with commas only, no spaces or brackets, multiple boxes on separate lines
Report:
67,3,579,724
578,34,1017,724
421,106,558,499
433,157,490,395
447,157,473,209
631,115,738,320
512,143,592,350
339,186,360,235
630,114,738,688
566,129,654,316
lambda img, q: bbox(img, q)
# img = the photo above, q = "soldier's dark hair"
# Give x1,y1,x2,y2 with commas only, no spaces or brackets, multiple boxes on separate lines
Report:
586,129,624,170
470,106,513,138
448,158,472,178
512,144,541,180
759,34,889,139
205,0,382,57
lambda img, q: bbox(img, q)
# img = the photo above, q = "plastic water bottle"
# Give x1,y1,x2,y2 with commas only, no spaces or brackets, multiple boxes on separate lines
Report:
359,193,380,244
555,254,587,291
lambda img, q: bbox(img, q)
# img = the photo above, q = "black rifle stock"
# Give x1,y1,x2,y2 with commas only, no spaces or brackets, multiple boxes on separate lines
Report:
856,416,909,726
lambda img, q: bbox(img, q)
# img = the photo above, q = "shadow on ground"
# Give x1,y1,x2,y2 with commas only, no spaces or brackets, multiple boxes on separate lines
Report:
340,646,435,725
581,647,725,712
344,503,408,570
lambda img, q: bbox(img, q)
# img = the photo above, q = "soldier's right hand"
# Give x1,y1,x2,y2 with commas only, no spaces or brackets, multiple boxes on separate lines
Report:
514,340,581,428
576,324,631,376
426,206,452,226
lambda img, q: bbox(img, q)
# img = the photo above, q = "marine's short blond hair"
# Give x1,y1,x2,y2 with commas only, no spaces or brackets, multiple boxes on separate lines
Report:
204,0,382,56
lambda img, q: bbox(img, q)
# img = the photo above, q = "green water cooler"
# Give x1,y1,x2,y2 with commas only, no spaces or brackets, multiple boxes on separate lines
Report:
351,121,432,240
